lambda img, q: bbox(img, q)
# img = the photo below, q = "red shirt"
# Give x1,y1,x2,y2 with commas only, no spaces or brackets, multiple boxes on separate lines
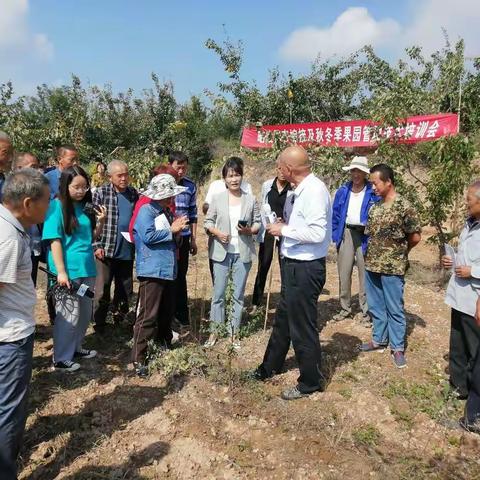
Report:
128,195,176,242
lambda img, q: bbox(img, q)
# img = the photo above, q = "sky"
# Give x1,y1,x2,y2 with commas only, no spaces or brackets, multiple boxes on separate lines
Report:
1,0,479,102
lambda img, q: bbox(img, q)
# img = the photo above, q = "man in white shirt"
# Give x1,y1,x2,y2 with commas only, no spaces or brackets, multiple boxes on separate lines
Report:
0,169,50,480
252,146,332,400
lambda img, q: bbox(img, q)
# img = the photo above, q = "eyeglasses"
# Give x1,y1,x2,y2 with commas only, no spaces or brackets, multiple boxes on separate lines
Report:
69,185,90,193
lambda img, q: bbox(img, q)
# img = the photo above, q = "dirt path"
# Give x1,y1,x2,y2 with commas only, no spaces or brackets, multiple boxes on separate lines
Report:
18,247,480,479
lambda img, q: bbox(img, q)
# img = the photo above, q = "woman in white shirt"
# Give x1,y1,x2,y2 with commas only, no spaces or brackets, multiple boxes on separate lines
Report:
204,157,261,348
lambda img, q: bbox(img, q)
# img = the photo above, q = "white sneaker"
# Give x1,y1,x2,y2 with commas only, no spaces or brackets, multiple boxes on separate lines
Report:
171,330,180,345
204,334,218,348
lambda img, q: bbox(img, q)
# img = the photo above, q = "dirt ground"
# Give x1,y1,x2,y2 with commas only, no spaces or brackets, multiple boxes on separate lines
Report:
17,168,480,480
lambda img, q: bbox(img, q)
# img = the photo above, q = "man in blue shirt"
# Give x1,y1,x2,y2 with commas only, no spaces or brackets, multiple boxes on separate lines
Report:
168,151,198,328
0,132,13,202
44,145,78,199
331,156,378,325
93,160,138,333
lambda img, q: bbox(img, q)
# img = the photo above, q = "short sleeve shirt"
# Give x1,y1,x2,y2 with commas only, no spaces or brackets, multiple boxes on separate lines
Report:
42,199,97,279
0,205,36,342
365,195,421,275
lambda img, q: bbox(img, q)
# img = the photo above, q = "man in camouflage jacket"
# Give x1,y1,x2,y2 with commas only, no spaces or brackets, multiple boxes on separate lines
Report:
360,164,421,369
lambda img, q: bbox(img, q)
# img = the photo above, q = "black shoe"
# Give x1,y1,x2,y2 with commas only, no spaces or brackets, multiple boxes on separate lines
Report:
93,323,106,335
244,367,270,382
281,386,310,401
74,348,97,359
449,386,468,400
133,362,149,378
459,416,480,434
54,360,80,372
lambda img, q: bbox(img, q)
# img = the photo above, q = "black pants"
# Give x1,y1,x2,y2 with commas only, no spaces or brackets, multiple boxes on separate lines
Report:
209,258,214,284
175,238,190,325
449,308,480,396
94,258,134,327
132,277,175,364
259,257,326,393
466,345,480,423
31,255,40,287
252,232,280,306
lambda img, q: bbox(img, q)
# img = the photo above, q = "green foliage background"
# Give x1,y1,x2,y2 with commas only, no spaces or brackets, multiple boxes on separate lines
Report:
1,34,479,248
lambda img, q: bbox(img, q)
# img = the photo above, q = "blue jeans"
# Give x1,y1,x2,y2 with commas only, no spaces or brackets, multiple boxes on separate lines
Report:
365,270,406,352
0,333,34,480
211,253,252,334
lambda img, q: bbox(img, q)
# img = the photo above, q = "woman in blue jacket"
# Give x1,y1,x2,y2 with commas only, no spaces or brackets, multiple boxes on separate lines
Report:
131,174,188,377
332,156,378,324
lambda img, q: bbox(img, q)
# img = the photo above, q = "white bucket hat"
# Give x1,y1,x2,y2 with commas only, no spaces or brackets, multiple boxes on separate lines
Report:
342,156,370,174
141,174,187,201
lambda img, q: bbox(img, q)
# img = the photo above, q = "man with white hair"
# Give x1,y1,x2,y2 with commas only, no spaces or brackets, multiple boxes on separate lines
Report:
0,169,50,479
93,159,139,333
443,180,480,405
0,131,13,201
331,156,379,324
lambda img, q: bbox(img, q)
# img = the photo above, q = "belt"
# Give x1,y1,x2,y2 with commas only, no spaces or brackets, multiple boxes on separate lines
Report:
282,256,325,264
346,224,365,233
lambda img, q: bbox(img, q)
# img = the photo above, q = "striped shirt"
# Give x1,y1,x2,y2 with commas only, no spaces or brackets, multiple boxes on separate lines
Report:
93,183,139,258
0,204,36,342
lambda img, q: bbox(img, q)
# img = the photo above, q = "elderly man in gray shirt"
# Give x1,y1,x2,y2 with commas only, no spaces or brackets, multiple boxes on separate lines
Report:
0,169,50,479
443,180,480,402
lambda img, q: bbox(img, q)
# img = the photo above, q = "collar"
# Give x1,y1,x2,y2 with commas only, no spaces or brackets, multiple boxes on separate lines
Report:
271,177,291,195
347,181,368,192
467,216,480,230
0,204,26,234
179,176,194,187
109,183,134,195
292,173,314,197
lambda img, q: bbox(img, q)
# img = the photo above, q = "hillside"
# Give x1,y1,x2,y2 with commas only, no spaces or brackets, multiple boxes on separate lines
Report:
18,159,480,480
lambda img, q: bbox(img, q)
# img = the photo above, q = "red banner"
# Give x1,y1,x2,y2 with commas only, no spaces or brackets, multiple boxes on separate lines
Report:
241,113,459,149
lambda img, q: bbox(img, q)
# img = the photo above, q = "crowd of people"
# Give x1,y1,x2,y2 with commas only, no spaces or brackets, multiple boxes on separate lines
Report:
1,129,480,478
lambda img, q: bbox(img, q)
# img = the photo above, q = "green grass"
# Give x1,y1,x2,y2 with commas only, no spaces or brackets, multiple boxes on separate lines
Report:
383,378,463,423
352,424,381,448
338,387,353,399
147,343,208,378
390,403,415,430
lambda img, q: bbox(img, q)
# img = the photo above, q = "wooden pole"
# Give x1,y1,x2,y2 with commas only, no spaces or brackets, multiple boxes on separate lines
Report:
264,237,278,332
